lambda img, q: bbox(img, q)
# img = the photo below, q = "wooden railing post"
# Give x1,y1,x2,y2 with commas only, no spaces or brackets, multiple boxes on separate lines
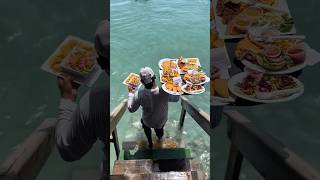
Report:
225,143,243,180
110,99,128,134
110,99,128,160
179,108,186,128
223,110,320,180
112,128,120,160
211,105,223,128
0,118,57,180
180,96,210,135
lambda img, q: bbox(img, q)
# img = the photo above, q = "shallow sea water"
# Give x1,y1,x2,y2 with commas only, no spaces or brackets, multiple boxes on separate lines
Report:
0,0,319,179
212,0,320,179
0,0,107,179
110,0,210,177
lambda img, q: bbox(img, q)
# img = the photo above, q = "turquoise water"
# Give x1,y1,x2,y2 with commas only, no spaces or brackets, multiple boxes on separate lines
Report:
0,0,106,179
1,0,319,179
213,1,320,179
110,0,210,177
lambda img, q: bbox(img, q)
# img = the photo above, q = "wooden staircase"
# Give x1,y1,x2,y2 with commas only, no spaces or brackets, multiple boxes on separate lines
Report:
111,139,205,180
109,97,210,179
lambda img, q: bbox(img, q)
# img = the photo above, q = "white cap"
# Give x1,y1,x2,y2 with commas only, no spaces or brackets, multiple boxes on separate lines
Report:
95,19,109,58
140,67,155,84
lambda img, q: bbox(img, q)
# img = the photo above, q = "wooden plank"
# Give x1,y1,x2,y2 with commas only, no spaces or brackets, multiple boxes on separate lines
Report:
111,171,204,180
0,118,57,180
179,108,187,128
110,99,128,134
123,148,192,160
224,110,320,180
224,143,243,180
180,96,210,135
71,168,100,180
112,159,153,175
112,128,120,160
211,105,224,128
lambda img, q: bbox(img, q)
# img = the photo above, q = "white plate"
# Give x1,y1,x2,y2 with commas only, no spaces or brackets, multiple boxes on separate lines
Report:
225,0,280,8
159,70,165,84
159,70,180,84
228,72,304,103
176,58,202,74
162,84,183,96
239,37,307,74
211,95,235,104
40,36,102,87
211,96,235,106
181,84,205,95
61,47,97,79
185,76,210,85
158,58,178,69
214,0,296,40
122,73,141,87
241,60,307,75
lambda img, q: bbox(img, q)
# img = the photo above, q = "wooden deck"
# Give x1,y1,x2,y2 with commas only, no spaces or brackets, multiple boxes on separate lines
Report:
2,97,319,179
223,110,320,180
0,118,57,180
110,96,210,179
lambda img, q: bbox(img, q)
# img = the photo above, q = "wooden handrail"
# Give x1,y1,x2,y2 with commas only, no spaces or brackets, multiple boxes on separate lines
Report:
110,99,128,134
223,110,320,180
0,118,57,180
179,96,211,135
110,99,128,160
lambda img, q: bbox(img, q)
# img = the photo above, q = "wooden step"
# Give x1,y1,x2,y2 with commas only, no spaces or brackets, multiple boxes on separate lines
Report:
112,159,199,175
122,138,185,151
71,168,100,180
110,171,205,180
113,159,153,175
121,148,192,160
111,158,205,179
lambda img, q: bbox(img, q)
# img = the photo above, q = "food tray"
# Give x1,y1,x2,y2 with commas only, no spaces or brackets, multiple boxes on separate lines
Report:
40,36,102,87
214,0,296,39
123,73,141,87
61,47,97,78
181,84,205,95
228,72,304,103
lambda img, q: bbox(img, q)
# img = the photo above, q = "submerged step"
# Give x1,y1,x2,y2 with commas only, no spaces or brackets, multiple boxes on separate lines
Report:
112,159,199,175
122,138,185,151
112,159,204,179
110,171,205,180
121,148,192,160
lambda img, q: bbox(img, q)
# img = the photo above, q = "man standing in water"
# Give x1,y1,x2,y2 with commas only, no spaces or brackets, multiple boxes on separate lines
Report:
127,67,180,149
55,19,109,179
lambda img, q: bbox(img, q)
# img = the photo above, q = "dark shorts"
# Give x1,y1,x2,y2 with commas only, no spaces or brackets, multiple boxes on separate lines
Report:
141,119,164,140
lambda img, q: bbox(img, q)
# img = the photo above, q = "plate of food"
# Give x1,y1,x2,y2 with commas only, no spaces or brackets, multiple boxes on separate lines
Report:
211,65,235,103
183,70,210,85
228,72,304,103
182,84,205,95
176,56,202,74
42,36,94,74
61,47,97,78
235,36,306,74
215,0,295,39
123,73,141,87
162,83,183,95
211,28,225,49
158,58,178,70
159,69,180,84
254,0,279,7
41,36,102,86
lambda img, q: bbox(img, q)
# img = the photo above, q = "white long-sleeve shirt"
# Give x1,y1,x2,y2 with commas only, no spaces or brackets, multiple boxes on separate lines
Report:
56,86,109,178
127,86,180,129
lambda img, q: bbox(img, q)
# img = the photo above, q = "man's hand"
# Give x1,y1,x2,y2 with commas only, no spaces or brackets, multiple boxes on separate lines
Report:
57,77,80,101
128,84,136,93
